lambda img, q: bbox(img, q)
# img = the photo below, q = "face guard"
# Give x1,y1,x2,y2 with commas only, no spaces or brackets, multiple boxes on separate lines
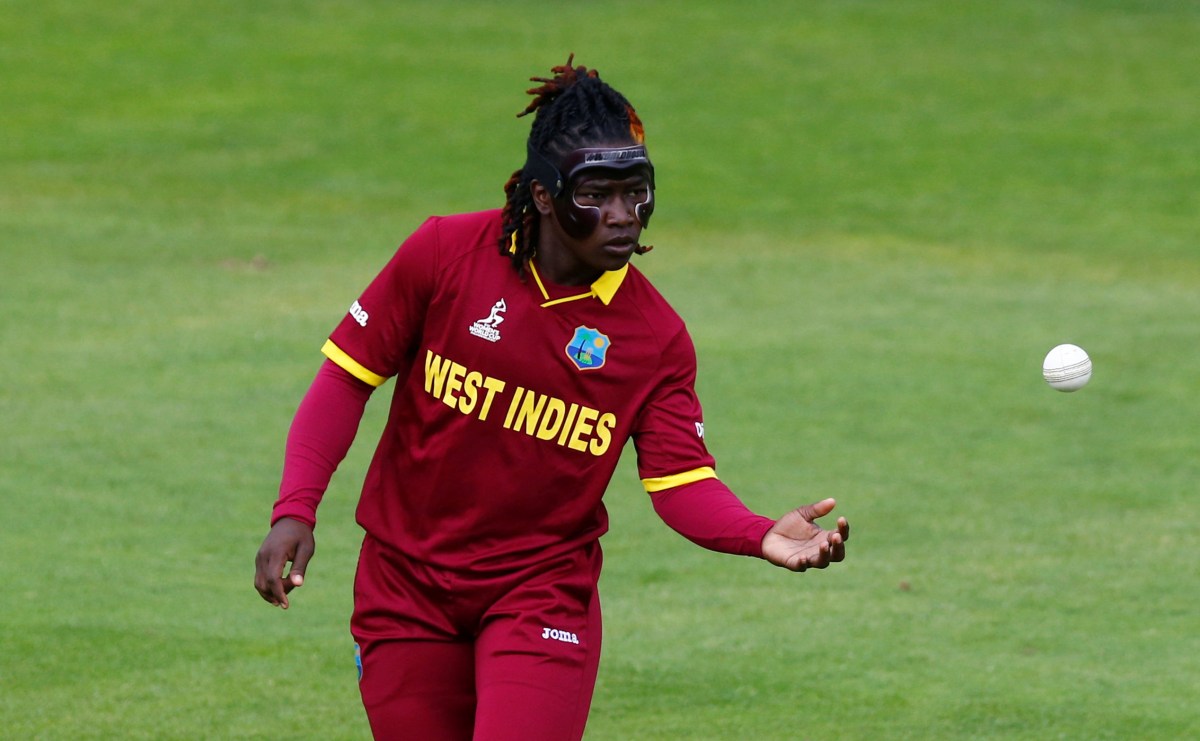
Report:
524,144,655,239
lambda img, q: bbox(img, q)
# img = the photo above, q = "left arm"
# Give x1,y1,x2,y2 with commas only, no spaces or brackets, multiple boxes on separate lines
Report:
651,478,849,571
634,325,849,571
648,477,773,557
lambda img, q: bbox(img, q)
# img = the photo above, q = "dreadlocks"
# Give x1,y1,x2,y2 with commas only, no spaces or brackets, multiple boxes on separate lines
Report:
499,54,651,273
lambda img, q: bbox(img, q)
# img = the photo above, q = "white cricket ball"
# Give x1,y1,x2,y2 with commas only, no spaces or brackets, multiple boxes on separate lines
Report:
1042,343,1092,392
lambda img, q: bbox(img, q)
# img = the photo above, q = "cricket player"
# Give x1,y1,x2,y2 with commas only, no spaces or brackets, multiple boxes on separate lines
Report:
255,55,849,741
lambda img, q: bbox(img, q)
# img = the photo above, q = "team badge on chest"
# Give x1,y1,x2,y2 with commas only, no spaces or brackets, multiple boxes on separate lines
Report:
565,326,611,371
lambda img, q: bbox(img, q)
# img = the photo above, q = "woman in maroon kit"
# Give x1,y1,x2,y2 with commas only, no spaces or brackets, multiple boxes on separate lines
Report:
255,55,849,741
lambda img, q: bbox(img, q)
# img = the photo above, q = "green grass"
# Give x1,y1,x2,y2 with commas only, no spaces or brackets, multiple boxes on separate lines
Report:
3,1,1198,738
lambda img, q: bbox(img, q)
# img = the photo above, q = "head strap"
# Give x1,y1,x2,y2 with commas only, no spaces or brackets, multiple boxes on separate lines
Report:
523,144,654,198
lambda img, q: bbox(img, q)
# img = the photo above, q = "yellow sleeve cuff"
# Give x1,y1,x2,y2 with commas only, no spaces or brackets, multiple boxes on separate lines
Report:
321,340,388,387
641,466,718,493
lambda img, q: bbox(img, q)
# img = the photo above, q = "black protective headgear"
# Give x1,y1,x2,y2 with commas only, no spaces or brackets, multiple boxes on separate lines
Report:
523,143,655,239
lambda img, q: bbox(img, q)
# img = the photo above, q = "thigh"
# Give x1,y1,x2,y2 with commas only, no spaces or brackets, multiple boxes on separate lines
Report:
352,535,459,645
358,639,476,741
352,537,476,740
472,548,603,741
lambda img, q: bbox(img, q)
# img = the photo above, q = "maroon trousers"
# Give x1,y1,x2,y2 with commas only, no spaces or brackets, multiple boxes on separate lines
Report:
352,536,603,740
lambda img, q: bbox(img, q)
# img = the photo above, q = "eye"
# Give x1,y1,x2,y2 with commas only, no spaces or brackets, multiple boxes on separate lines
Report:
575,189,606,205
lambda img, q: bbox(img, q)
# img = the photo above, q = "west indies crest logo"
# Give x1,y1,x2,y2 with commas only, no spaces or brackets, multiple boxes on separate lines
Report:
565,326,610,371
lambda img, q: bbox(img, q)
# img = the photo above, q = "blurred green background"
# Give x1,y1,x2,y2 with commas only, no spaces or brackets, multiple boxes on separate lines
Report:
2,1,1198,738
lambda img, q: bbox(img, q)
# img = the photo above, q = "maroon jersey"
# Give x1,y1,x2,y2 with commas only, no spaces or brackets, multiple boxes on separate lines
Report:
321,209,716,572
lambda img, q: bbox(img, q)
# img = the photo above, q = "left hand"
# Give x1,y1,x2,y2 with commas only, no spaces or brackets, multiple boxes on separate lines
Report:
761,498,849,572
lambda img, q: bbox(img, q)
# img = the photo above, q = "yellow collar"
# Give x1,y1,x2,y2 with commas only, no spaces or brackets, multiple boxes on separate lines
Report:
590,265,628,305
530,262,628,308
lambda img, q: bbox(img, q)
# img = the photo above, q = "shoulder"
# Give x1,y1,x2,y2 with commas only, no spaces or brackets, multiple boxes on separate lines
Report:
611,264,700,373
618,264,688,337
398,209,504,270
420,209,503,241
410,208,499,252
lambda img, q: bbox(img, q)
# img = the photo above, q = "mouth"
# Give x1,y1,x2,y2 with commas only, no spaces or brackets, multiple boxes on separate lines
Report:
603,235,638,256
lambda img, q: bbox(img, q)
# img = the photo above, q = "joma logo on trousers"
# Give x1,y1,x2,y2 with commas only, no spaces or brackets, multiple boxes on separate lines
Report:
541,627,580,644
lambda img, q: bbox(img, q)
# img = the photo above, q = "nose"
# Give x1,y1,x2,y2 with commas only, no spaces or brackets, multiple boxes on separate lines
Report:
603,194,637,226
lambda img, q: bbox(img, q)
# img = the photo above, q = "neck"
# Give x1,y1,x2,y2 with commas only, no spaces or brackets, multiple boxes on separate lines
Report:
532,249,601,287
533,215,604,286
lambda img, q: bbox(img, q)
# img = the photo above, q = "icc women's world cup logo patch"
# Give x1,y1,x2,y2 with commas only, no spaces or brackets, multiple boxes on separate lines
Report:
565,326,610,371
469,298,506,342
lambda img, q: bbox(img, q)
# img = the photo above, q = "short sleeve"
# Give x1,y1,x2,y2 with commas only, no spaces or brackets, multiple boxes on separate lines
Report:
631,327,717,487
325,217,442,383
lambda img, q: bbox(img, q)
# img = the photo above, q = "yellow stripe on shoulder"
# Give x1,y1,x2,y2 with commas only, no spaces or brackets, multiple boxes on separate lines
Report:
641,466,718,493
321,340,388,387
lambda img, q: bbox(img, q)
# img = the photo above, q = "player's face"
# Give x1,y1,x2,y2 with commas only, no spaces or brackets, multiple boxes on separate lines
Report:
535,168,652,286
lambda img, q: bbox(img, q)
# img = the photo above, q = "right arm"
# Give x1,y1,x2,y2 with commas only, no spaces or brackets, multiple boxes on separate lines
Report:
255,215,445,607
253,360,373,608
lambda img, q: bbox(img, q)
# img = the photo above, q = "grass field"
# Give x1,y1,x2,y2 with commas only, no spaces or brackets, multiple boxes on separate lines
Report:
3,1,1198,738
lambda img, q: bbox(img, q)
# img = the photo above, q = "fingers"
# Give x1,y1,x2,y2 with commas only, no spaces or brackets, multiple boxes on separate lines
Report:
254,547,290,608
786,538,826,572
276,543,313,606
825,516,849,564
797,498,837,523
827,530,846,564
288,537,315,589
788,530,847,573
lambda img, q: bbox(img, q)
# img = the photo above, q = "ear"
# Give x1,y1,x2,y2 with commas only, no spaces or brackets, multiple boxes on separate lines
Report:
530,181,555,217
